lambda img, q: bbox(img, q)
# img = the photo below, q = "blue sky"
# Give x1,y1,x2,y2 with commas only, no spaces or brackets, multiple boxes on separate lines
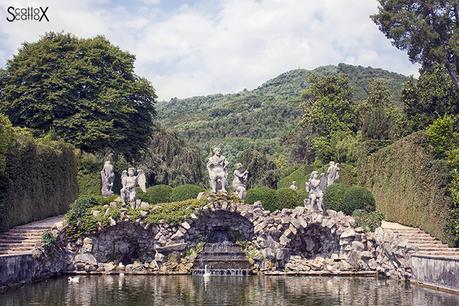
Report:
0,0,420,100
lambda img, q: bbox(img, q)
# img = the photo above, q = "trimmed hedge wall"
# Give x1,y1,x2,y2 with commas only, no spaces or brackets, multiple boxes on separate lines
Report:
358,132,454,244
0,136,78,231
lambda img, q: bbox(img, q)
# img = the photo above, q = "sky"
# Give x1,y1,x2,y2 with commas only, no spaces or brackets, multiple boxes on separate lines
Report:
0,0,420,101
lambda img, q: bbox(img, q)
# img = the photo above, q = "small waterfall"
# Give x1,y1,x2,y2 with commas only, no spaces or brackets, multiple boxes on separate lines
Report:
191,228,252,276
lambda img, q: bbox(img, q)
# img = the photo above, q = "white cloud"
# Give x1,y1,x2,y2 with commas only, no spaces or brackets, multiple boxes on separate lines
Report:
0,0,419,100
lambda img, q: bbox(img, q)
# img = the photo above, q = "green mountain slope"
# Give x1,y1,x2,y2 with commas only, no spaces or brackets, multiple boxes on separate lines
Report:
156,63,409,161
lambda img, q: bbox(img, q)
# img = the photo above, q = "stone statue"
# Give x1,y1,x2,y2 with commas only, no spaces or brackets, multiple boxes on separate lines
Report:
305,171,324,212
120,168,146,209
289,181,298,191
232,163,248,199
100,161,115,197
207,147,229,193
327,161,340,186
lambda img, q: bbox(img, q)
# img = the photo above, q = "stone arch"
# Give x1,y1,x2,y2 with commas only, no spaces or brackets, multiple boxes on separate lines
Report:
283,223,340,258
182,209,255,243
89,221,158,264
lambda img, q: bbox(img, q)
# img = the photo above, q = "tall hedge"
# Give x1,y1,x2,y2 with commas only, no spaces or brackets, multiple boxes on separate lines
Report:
358,132,453,244
0,135,78,231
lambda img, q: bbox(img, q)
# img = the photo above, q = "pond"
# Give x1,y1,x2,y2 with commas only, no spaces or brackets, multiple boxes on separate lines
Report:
1,275,458,306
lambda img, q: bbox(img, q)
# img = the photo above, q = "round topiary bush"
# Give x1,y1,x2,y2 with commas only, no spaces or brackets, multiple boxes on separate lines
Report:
245,187,277,211
342,186,376,215
170,184,205,202
276,188,301,210
137,185,173,204
323,183,350,212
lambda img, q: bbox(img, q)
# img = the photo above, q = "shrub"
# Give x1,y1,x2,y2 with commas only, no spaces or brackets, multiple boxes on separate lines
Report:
245,187,277,211
426,115,457,158
353,210,384,231
170,184,205,202
342,186,376,215
92,195,118,205
323,183,350,212
146,198,206,225
448,148,459,170
275,188,301,210
137,185,173,204
65,197,99,239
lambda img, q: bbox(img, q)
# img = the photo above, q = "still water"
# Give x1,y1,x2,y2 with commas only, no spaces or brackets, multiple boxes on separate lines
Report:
1,275,459,306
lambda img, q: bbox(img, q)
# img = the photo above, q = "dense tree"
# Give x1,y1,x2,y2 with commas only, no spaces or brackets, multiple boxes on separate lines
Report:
371,0,459,88
361,80,391,140
157,65,408,164
401,64,459,130
301,74,357,136
138,127,203,187
0,32,156,159
239,149,280,189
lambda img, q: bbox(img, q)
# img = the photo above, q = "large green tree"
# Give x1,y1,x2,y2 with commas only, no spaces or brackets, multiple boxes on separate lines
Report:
371,0,459,89
301,74,357,136
401,64,459,130
0,32,156,159
361,80,391,140
239,149,280,189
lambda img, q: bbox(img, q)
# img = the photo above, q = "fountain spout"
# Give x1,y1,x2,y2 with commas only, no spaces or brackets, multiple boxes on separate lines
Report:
203,265,211,277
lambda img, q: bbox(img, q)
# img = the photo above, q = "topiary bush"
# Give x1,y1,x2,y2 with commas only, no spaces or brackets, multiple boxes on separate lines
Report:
342,186,376,215
275,188,301,210
323,183,350,212
170,184,205,202
353,209,384,231
245,187,277,211
137,185,173,204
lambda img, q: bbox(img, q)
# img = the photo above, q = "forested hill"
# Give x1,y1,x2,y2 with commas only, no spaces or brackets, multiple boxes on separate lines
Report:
156,63,409,160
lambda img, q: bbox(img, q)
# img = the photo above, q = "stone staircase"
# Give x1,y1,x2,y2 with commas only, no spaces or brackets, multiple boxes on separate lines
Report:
382,221,459,258
0,216,63,257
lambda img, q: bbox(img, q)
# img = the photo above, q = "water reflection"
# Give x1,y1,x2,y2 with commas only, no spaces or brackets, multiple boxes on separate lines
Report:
1,275,458,306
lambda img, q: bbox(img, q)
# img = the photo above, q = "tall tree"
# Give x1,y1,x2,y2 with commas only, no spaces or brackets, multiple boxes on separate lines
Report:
361,80,391,140
239,149,280,189
301,73,357,136
371,0,459,89
401,64,459,130
0,32,156,159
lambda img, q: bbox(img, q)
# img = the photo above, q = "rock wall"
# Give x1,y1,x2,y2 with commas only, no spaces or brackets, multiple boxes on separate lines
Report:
1,194,429,288
411,255,459,292
60,194,381,275
374,227,417,279
0,245,68,287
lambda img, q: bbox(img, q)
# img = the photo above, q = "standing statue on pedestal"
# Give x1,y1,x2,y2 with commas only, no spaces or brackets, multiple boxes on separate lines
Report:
207,147,229,193
232,163,248,199
305,171,324,212
120,168,146,209
327,161,340,186
100,161,115,197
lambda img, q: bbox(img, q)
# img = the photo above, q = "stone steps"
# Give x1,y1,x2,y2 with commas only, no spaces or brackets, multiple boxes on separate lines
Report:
0,215,63,256
381,221,459,259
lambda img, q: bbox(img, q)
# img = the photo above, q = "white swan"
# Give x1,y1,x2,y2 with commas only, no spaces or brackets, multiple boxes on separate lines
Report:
68,276,79,283
119,273,125,277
